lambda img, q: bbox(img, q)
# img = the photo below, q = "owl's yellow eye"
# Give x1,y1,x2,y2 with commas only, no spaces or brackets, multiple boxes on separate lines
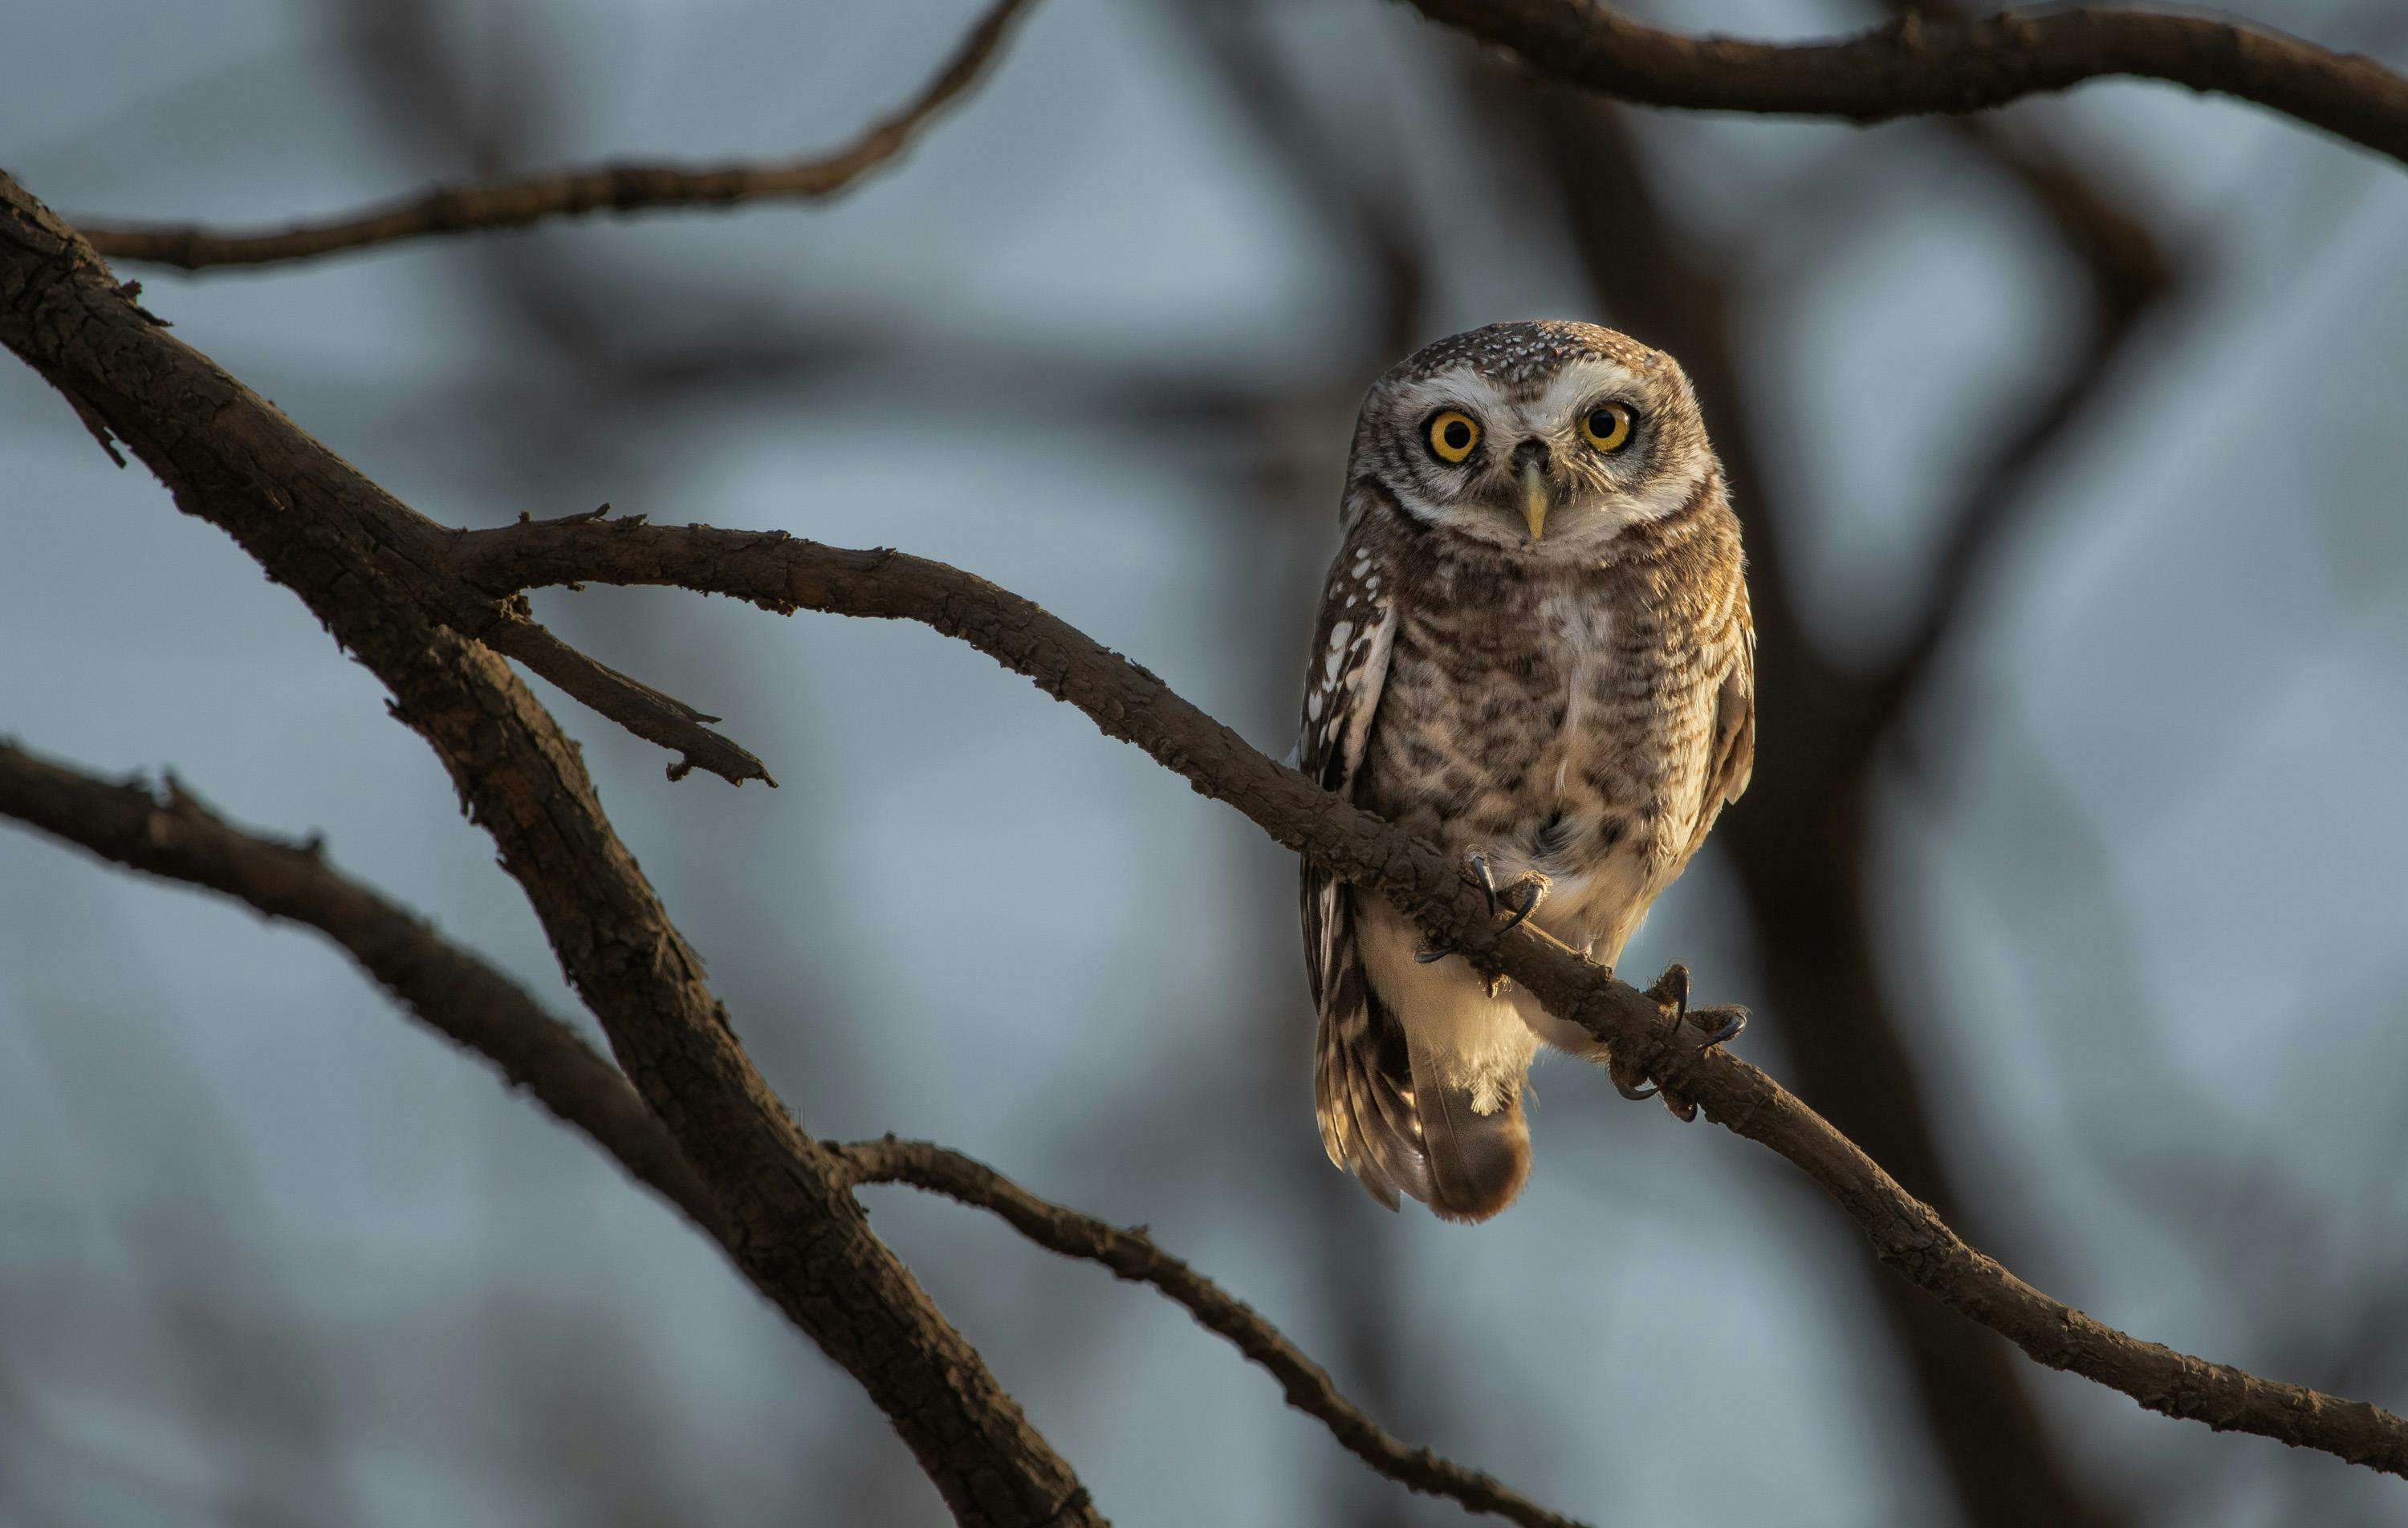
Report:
1426,410,1480,465
1580,401,1635,452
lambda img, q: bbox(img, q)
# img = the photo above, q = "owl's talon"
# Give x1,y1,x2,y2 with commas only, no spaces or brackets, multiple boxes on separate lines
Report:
1614,1075,1660,1102
1688,1006,1747,1048
1413,943,1454,965
1496,872,1550,935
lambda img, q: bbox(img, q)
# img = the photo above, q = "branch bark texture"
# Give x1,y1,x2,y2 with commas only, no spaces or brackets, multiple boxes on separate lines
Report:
0,169,1097,1528
77,0,1039,270
1406,1,2408,169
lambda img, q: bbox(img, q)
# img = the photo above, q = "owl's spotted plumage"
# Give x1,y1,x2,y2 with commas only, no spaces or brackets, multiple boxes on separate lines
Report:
1300,320,1753,1222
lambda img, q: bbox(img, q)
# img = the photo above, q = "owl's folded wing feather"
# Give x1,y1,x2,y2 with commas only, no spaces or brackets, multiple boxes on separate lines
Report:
1297,494,1429,1209
1684,581,1756,864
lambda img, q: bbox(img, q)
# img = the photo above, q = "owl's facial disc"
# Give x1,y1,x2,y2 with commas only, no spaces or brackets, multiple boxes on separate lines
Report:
1375,352,1706,558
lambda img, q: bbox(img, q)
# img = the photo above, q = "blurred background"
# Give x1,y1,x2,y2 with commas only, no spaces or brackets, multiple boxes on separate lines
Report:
6,1,2408,1523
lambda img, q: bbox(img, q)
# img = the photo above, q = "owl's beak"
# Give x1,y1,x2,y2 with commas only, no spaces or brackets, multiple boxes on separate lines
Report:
1519,460,1552,541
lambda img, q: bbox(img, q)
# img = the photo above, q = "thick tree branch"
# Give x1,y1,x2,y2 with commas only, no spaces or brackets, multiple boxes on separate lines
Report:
452,510,2408,1477
0,739,1572,1528
76,0,1039,270
1403,2,2408,169
0,738,726,1236
0,169,1099,1527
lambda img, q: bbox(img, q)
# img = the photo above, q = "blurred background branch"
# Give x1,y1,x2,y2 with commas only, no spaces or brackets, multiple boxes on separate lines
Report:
74,0,1042,270
1404,0,2408,167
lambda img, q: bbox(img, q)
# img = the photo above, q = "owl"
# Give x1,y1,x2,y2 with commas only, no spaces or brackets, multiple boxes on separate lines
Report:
1299,320,1754,1222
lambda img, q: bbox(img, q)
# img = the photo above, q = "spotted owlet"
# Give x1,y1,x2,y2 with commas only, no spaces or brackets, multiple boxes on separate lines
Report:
1298,320,1754,1223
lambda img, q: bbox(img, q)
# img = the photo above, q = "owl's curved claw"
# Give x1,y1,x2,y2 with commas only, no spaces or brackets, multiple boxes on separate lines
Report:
1625,963,1748,1120
1614,1075,1660,1102
1688,1006,1747,1047
1417,855,1551,966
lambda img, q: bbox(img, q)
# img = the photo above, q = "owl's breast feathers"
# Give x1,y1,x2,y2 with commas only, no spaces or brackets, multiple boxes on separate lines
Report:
1355,469,1750,949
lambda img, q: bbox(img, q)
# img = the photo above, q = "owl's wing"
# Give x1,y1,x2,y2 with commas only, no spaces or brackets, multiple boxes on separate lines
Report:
1684,579,1756,864
1297,496,1430,1210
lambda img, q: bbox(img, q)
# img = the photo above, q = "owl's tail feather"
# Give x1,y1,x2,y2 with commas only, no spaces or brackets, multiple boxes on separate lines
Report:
1315,968,1433,1211
1406,1039,1531,1224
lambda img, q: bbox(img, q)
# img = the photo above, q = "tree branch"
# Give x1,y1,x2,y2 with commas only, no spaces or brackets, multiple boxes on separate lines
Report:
831,1137,1584,1528
0,738,1575,1528
9,155,2404,1485
479,595,777,786
0,738,725,1237
76,0,1040,270
0,169,1099,1527
1402,1,2408,170
452,509,2408,1478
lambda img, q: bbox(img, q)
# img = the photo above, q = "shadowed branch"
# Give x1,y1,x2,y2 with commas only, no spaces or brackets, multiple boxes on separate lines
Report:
2,166,1100,1528
0,738,726,1233
0,736,1580,1528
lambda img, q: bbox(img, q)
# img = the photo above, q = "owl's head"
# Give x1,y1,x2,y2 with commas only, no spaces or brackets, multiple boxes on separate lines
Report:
1349,320,1716,560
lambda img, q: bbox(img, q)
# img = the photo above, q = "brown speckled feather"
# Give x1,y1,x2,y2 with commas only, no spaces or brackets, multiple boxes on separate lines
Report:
1297,320,1753,1222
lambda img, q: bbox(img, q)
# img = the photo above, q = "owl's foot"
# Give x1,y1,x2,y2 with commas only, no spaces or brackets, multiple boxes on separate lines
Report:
1413,853,1552,993
1613,963,1747,1120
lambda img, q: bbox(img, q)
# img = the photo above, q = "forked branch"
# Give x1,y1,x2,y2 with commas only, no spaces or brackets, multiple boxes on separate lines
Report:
0,737,1580,1528
454,510,2408,1478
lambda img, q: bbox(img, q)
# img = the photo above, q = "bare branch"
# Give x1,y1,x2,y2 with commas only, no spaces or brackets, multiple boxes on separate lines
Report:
480,608,777,786
77,0,1041,270
0,738,1576,1528
0,738,724,1237
452,509,2408,1478
834,1138,1587,1528
10,156,2405,1485
0,169,1099,1526
1403,1,2408,170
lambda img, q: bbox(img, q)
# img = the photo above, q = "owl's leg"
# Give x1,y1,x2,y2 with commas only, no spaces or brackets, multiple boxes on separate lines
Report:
1619,963,1749,1120
1413,851,1552,994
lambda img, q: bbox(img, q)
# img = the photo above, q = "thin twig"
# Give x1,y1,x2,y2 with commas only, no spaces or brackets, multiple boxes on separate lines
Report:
834,1137,1586,1528
1404,2,2408,169
78,0,1042,270
479,613,777,786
